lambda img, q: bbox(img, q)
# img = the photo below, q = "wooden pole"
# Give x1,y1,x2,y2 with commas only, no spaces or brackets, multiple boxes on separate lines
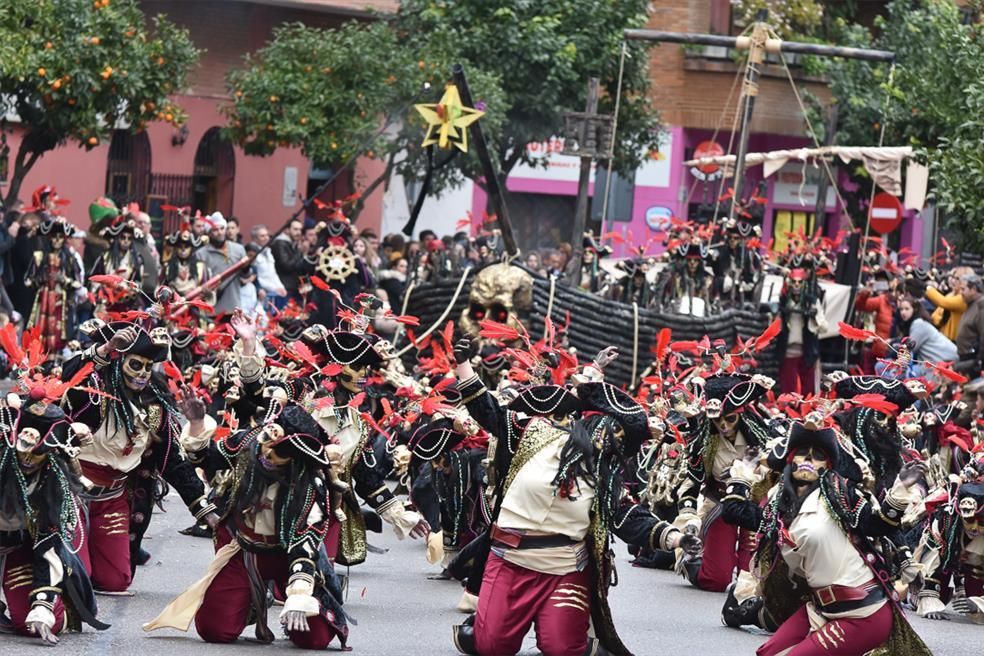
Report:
812,104,839,237
567,78,600,287
623,29,895,63
451,64,518,257
730,21,767,218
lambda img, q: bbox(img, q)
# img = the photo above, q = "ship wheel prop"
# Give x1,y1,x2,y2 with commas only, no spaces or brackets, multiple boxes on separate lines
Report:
316,244,357,282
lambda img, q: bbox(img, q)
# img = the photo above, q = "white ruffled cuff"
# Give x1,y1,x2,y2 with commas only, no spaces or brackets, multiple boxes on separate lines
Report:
25,605,56,629
280,593,320,619
379,501,421,540
916,593,947,616
233,339,265,383
180,414,217,453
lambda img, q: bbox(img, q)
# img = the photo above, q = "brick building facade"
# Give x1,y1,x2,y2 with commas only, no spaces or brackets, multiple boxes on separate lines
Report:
2,0,396,239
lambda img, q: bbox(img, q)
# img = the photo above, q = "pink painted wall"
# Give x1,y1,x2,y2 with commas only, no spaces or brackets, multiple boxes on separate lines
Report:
6,135,109,225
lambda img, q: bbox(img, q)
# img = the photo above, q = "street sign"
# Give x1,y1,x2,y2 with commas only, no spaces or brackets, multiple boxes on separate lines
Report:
868,192,904,235
689,140,725,180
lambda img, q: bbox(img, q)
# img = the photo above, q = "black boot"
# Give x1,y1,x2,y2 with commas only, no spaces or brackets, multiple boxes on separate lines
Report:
721,583,767,629
452,614,477,655
681,557,702,587
135,547,152,566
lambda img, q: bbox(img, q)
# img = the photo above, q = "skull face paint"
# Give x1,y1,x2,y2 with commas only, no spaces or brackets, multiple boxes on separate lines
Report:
122,354,154,391
790,446,829,483
712,412,740,439
339,364,367,393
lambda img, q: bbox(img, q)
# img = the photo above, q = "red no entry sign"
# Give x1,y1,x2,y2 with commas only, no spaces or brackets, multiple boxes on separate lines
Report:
868,192,904,235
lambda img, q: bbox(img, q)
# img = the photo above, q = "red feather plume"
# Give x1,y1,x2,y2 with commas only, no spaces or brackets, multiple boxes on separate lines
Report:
851,394,898,415
753,318,782,352
838,322,879,343
479,319,520,343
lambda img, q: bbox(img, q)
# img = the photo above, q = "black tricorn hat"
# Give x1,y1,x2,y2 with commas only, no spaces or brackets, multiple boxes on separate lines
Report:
768,419,863,482
833,376,917,413
508,384,580,417
101,217,137,238
165,228,204,249
408,418,464,461
80,320,171,362
10,401,72,455
702,373,770,418
264,403,332,465
300,325,384,368
38,218,73,238
576,382,649,456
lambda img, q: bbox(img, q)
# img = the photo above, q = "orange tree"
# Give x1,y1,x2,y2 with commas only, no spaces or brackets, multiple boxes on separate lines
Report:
223,20,505,218
0,0,199,207
225,1,658,219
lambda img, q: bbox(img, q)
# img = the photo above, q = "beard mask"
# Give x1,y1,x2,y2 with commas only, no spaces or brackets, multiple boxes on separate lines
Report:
339,364,367,393
122,354,154,391
790,446,829,484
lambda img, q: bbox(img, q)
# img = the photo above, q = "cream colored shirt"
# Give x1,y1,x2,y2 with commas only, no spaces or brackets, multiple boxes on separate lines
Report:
79,403,153,473
711,432,747,482
496,421,594,575
313,405,363,468
245,481,324,537
781,489,885,622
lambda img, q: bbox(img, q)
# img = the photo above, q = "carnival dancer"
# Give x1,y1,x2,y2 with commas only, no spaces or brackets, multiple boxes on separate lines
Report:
676,372,777,591
59,321,218,592
25,218,83,356
723,412,932,656
299,321,430,566
776,268,826,394
89,217,145,312
144,399,350,649
449,335,700,656
913,459,984,622
161,226,208,299
0,389,108,644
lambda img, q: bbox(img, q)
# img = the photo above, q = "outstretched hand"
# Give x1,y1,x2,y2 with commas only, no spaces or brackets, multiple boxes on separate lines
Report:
592,346,619,369
282,610,310,633
176,384,207,425
230,309,257,355
27,621,59,646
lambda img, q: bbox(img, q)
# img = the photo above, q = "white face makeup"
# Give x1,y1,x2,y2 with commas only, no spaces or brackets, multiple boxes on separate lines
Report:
712,412,740,438
790,446,829,483
122,354,154,391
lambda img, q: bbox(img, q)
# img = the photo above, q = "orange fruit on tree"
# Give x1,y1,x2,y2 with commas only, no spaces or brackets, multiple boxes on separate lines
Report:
38,67,46,77
88,137,98,145
51,79,62,90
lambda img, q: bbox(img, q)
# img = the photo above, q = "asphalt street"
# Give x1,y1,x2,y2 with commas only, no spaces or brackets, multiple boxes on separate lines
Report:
2,492,979,655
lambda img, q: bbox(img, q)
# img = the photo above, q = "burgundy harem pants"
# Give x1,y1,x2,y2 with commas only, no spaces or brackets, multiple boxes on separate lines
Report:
697,515,754,592
77,493,133,593
473,552,591,656
1,545,66,635
757,602,893,656
193,527,340,649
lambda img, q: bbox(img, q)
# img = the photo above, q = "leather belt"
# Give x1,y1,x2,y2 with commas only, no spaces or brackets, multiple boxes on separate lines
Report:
813,581,884,614
490,524,578,550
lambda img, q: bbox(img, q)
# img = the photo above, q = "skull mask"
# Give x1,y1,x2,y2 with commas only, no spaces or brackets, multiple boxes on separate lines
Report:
458,263,532,342
16,427,44,471
122,354,154,391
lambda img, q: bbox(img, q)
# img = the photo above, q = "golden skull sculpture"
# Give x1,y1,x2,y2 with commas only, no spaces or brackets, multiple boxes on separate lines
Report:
458,263,533,343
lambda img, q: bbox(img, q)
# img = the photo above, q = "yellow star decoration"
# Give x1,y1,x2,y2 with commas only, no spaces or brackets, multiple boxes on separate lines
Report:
414,84,484,153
